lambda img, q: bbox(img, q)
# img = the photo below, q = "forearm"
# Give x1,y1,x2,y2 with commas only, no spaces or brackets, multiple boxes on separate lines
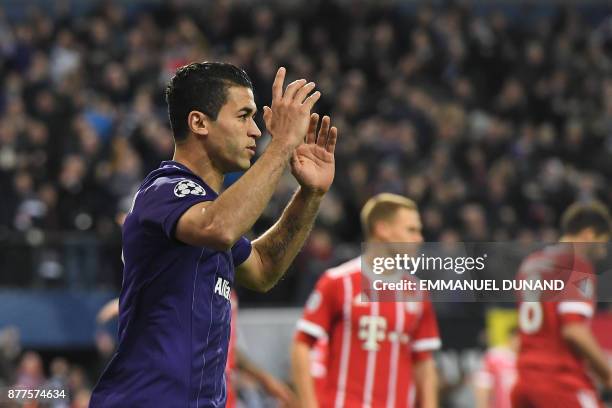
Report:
291,341,319,408
563,323,611,383
414,359,438,408
205,142,293,244
236,350,268,384
252,187,323,288
473,385,490,408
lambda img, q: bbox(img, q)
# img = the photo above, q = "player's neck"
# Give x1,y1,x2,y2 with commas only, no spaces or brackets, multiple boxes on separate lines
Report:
558,235,590,259
173,146,224,193
559,234,591,244
559,234,578,243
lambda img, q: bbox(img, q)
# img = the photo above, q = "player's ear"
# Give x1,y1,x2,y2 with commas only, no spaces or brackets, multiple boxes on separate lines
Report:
579,227,596,241
188,111,209,137
372,221,390,241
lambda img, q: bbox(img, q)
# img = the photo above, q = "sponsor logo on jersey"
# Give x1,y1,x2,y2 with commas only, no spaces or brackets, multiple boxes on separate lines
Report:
358,316,410,350
214,277,231,300
359,315,387,351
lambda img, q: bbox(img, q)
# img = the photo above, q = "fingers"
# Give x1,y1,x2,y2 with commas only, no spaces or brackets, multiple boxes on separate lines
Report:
294,82,316,104
312,115,338,154
271,67,285,103
302,90,321,110
267,67,323,146
283,79,307,101
272,67,319,105
291,150,299,166
270,382,294,405
306,113,319,143
326,126,338,154
263,106,272,126
317,115,331,147
272,66,321,108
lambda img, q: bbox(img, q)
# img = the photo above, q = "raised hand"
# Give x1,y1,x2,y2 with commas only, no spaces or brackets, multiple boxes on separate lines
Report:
291,114,338,195
263,67,321,151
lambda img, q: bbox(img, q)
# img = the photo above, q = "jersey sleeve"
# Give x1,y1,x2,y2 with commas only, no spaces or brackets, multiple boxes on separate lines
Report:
231,236,252,267
137,176,215,240
558,259,596,325
411,300,441,361
295,274,340,344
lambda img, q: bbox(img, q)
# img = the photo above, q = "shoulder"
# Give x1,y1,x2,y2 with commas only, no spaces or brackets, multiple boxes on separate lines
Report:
142,165,208,194
518,248,563,278
518,250,547,271
572,254,594,275
310,258,361,297
323,257,361,281
135,164,214,205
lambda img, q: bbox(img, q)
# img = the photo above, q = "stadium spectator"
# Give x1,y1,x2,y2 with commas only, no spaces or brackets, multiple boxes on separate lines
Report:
0,326,20,386
13,351,45,390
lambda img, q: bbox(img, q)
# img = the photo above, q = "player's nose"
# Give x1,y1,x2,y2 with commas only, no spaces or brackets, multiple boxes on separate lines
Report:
248,119,262,139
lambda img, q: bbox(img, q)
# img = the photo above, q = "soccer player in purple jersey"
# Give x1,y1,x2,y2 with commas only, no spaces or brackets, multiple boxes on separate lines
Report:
90,62,338,407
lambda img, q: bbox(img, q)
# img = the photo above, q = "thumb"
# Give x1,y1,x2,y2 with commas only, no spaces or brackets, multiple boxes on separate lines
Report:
290,150,298,166
263,106,272,124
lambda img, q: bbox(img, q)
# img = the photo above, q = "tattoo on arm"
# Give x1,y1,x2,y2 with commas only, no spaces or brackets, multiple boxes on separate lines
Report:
253,188,322,286
262,217,303,264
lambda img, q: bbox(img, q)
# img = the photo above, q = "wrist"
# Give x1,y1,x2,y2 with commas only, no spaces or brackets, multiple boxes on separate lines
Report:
266,138,296,158
298,186,326,200
260,372,275,390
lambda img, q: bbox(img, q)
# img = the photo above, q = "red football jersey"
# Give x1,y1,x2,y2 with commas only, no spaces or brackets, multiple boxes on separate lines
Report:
310,338,329,400
515,245,597,391
296,257,441,408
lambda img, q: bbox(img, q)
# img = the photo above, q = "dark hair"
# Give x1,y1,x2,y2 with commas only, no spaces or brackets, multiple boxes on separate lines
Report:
165,62,253,141
561,201,611,236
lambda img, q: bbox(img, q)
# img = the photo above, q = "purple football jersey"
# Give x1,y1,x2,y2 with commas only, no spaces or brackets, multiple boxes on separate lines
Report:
91,161,251,407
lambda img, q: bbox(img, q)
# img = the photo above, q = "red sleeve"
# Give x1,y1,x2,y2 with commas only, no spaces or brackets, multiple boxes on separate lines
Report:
558,300,594,325
558,259,596,326
411,300,441,361
295,273,340,344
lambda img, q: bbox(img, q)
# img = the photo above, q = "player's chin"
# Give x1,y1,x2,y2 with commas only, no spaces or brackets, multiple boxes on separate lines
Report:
233,158,252,172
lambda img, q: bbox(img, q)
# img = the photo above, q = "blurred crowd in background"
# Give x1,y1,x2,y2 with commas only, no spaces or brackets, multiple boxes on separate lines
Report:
2,0,612,295
0,325,100,407
1,0,612,405
3,0,612,298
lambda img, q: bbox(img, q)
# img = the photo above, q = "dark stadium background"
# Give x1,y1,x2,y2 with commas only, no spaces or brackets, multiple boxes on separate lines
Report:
1,0,612,406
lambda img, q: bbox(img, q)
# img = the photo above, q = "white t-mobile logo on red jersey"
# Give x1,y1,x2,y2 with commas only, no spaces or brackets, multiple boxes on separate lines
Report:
358,316,387,351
